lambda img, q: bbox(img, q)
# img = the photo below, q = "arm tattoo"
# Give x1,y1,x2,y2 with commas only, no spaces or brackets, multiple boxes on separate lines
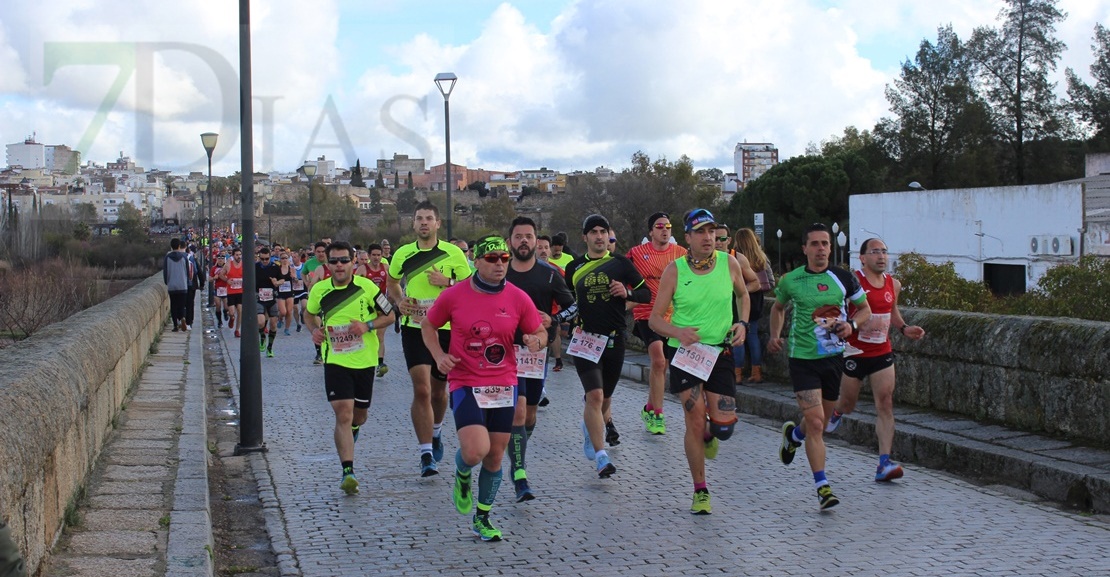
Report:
796,389,822,411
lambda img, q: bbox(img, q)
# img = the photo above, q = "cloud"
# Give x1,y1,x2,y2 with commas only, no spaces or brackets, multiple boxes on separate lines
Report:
0,0,1105,176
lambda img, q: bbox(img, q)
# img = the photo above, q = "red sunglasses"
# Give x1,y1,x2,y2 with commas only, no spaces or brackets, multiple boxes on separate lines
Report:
481,253,510,264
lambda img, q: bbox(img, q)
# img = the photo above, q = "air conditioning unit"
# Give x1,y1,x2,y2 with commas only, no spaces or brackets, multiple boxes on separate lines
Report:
1049,235,1073,255
1029,235,1053,255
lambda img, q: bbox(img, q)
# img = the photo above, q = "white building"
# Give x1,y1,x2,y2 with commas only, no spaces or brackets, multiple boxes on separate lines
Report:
733,143,778,186
6,137,45,169
849,182,1096,294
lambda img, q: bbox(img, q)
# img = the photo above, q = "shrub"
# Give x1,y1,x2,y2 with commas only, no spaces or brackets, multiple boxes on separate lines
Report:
895,252,993,312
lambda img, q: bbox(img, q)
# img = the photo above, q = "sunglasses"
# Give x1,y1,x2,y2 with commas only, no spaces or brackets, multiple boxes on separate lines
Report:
654,223,672,229
481,254,510,264
328,257,353,264
715,236,730,242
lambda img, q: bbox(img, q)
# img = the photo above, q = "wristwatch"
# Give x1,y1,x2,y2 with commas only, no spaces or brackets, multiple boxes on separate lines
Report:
738,321,750,330
847,319,857,332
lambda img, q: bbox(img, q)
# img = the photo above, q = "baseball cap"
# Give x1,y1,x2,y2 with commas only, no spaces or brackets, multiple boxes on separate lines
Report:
684,208,716,232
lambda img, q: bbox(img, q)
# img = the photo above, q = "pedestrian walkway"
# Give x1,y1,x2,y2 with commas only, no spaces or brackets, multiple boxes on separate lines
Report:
217,324,1109,577
43,295,212,577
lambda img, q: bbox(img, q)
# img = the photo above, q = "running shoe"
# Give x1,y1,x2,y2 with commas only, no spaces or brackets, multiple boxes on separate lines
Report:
691,490,712,515
825,410,843,433
704,436,720,460
266,350,274,358
432,435,444,463
513,478,535,503
471,515,502,542
817,485,840,510
640,406,654,432
420,453,438,477
296,324,302,332
313,355,322,365
228,317,234,328
234,330,241,338
537,389,550,407
605,420,621,446
283,328,291,336
779,421,801,466
875,461,904,482
453,471,472,514
340,474,359,495
596,454,616,478
649,413,666,435
376,364,389,378
582,422,596,460
277,319,283,328
351,425,360,443
259,339,266,351
552,358,563,372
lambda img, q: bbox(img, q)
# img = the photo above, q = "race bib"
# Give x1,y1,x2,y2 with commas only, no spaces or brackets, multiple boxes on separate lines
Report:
567,327,608,363
216,287,228,297
292,279,305,291
258,288,274,301
229,277,243,290
671,342,721,382
859,313,891,344
328,323,364,354
408,298,435,325
278,281,292,293
515,346,547,378
472,385,515,409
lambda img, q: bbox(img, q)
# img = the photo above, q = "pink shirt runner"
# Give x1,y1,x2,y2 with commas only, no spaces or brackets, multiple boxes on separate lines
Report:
425,281,542,391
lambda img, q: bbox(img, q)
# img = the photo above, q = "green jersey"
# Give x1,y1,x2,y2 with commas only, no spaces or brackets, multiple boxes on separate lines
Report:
667,251,734,349
388,239,473,329
302,255,320,275
306,275,391,369
775,266,866,360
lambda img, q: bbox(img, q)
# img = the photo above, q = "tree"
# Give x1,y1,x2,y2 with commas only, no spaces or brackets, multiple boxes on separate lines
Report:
876,26,995,189
481,194,517,232
467,180,488,198
1067,23,1110,150
968,0,1069,184
374,171,385,188
74,202,98,224
115,202,146,243
396,189,417,215
407,171,414,190
350,159,366,187
367,187,382,214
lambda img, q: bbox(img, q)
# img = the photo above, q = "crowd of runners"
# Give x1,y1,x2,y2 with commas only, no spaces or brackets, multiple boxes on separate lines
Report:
171,203,924,542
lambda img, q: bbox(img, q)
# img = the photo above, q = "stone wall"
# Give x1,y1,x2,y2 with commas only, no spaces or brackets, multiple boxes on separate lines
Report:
0,274,167,576
764,307,1110,446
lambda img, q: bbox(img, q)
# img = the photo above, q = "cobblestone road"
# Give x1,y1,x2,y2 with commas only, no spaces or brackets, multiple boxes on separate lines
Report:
217,322,1109,577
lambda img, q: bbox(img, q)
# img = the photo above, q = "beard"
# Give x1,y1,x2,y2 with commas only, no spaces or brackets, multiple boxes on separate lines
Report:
512,243,533,261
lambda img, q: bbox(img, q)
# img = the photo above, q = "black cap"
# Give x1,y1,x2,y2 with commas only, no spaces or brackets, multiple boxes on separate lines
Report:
647,212,669,230
582,214,610,234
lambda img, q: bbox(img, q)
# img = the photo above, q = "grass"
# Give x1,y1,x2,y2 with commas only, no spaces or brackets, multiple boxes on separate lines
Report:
159,515,171,528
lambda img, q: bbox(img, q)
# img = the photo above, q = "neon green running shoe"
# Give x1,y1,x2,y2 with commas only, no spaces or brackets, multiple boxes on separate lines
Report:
340,474,359,495
472,515,503,541
691,490,712,515
453,471,473,514
704,436,719,460
651,413,666,435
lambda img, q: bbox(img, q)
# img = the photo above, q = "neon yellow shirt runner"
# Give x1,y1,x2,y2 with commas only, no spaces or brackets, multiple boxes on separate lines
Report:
667,251,734,349
388,239,472,329
306,275,388,369
549,252,574,269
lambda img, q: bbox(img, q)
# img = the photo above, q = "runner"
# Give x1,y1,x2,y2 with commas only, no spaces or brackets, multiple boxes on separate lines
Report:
387,200,473,476
626,212,687,435
361,244,391,378
648,208,750,514
548,232,574,270
422,235,545,541
826,238,925,482
564,214,650,478
504,217,577,501
220,247,245,338
255,246,283,358
306,243,333,364
769,222,872,510
163,238,190,332
209,253,229,329
536,235,566,374
275,250,296,336
291,251,307,333
305,240,395,495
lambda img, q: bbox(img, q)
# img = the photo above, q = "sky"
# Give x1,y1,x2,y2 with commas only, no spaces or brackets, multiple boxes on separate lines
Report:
0,0,1107,177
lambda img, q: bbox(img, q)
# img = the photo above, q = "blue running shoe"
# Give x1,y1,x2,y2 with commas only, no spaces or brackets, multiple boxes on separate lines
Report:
582,422,596,460
432,435,444,463
825,410,843,433
420,453,438,477
875,461,904,482
596,454,616,478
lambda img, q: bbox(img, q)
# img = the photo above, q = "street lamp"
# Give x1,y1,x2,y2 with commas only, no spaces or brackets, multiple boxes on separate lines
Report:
434,72,457,240
303,162,317,243
832,222,840,266
201,132,218,272
908,181,926,191
837,231,847,267
776,228,782,272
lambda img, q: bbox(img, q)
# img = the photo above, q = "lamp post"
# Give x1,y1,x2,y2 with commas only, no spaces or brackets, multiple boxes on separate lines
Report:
199,182,210,306
265,190,274,242
303,162,317,243
776,228,782,272
201,132,218,284
434,72,457,239
831,222,840,266
837,231,847,267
